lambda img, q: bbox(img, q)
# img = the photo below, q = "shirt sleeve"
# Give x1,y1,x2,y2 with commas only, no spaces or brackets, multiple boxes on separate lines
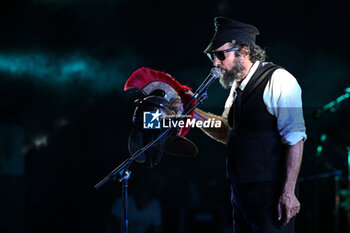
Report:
263,68,307,145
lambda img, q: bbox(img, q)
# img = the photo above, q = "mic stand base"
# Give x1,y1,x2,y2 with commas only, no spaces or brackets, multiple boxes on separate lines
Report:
120,170,131,233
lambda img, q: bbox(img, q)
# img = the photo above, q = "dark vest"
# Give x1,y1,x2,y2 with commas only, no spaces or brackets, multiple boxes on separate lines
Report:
226,62,286,184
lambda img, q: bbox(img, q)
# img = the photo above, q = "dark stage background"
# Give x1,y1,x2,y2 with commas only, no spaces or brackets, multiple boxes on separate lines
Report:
0,0,349,233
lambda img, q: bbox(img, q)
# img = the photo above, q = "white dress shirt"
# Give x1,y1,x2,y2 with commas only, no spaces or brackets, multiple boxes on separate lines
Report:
222,61,307,146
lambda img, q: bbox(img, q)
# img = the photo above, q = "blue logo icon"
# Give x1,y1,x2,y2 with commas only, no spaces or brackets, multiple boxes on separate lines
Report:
143,110,162,129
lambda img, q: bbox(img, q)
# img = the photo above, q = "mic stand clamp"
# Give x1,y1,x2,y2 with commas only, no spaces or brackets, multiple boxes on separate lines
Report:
197,92,208,103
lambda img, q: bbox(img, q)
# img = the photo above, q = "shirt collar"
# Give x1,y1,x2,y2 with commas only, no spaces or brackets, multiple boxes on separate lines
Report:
238,61,260,91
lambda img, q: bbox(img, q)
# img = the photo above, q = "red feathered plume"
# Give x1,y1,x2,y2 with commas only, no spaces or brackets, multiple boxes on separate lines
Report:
124,67,196,136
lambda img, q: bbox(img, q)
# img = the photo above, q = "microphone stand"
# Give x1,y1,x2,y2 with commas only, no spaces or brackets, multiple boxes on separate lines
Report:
313,88,350,118
94,69,220,233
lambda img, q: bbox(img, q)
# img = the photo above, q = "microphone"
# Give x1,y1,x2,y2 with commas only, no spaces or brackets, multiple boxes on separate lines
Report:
183,67,222,113
193,67,222,99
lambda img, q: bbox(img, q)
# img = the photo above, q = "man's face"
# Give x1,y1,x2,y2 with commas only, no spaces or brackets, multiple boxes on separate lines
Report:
211,43,246,89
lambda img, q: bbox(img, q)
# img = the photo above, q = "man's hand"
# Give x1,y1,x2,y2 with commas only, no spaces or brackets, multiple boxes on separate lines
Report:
278,140,304,225
278,191,300,225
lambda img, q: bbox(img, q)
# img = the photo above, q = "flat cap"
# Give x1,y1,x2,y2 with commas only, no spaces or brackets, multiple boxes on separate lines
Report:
204,17,260,53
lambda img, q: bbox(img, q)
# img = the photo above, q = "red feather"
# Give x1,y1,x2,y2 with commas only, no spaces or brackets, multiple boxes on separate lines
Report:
124,67,196,136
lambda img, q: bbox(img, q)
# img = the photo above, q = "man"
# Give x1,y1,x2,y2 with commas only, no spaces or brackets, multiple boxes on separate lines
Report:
193,17,306,233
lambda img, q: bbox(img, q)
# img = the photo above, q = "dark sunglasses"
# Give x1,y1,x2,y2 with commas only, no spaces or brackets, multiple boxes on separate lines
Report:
207,47,239,62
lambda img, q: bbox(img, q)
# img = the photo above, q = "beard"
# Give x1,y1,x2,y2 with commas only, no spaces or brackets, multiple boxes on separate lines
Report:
219,57,246,89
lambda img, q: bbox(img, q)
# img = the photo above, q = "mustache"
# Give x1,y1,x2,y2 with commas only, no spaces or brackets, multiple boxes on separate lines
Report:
216,65,228,72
